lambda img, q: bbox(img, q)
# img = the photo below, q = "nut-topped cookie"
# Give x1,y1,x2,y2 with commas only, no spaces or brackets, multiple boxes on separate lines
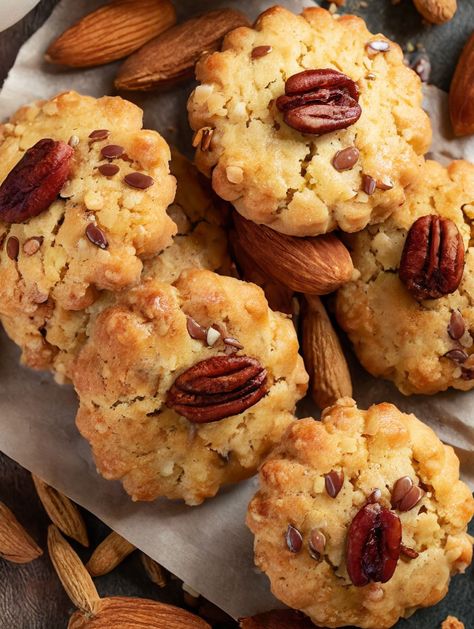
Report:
336,160,474,395
188,6,431,237
247,399,474,629
72,269,308,505
0,145,227,380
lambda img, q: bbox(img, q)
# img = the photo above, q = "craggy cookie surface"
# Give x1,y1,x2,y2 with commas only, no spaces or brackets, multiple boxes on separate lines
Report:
73,269,308,505
188,7,431,236
247,399,474,629
0,91,176,371
1,144,226,380
336,160,474,395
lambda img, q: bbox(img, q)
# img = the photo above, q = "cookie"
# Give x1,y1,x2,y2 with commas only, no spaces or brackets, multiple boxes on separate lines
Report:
0,142,228,381
72,269,308,505
247,398,474,629
336,160,474,395
188,6,431,237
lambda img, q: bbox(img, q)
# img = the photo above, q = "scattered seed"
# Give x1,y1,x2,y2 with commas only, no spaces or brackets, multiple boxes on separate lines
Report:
308,528,326,560
200,128,214,152
391,476,413,507
448,310,465,340
325,470,344,498
400,544,419,559
376,177,394,191
443,348,468,364
68,135,80,148
186,316,207,341
410,53,431,82
367,488,382,504
398,485,424,512
285,524,303,553
6,236,19,261
85,223,108,250
332,147,360,172
88,129,109,141
362,174,377,195
366,40,390,54
206,327,221,346
23,237,43,256
98,163,120,177
223,337,243,350
124,172,154,189
101,144,124,160
365,72,377,80
251,45,272,59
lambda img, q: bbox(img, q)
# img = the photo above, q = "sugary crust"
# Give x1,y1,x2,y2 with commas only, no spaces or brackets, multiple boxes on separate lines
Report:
188,7,431,236
72,269,308,505
336,160,474,395
247,399,474,629
0,145,228,381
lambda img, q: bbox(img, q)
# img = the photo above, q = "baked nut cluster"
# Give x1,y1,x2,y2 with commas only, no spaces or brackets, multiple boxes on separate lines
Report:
188,6,431,236
336,160,474,395
247,399,474,629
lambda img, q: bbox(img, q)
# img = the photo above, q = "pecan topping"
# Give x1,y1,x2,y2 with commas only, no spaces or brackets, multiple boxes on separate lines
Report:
0,139,74,224
286,524,303,553
346,502,401,586
399,215,465,300
275,69,362,135
166,355,268,423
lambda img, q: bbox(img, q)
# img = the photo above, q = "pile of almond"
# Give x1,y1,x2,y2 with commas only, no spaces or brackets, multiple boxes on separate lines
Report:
1,476,309,627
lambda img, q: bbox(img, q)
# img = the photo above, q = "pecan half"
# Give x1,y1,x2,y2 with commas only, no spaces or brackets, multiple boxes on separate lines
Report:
166,355,268,423
0,139,74,224
399,214,464,300
276,69,362,135
346,502,401,587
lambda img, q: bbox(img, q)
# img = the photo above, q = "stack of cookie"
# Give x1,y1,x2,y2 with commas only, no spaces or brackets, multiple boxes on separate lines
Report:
0,6,472,629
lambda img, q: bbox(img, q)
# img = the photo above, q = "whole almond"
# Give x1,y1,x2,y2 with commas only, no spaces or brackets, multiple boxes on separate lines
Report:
0,501,42,564
47,525,100,614
413,0,456,24
45,0,177,68
141,552,167,588
240,609,314,628
302,295,352,409
449,31,474,136
233,213,354,295
86,531,135,577
32,475,89,547
115,9,249,91
68,596,211,628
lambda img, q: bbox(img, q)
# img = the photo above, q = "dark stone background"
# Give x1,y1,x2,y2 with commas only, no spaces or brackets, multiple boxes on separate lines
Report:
0,1,472,627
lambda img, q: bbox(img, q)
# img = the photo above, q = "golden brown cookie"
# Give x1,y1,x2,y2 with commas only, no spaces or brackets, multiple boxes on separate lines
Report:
336,160,474,395
72,269,308,505
247,398,474,629
188,7,431,237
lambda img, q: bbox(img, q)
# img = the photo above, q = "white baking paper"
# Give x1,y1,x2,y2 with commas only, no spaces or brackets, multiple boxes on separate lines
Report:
0,0,473,620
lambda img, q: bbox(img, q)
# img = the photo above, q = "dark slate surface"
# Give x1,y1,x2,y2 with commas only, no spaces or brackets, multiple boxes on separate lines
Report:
0,1,473,627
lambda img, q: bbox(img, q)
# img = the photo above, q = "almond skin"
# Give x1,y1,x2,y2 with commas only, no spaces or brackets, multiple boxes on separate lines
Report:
232,212,354,295
115,9,249,91
86,531,135,577
450,31,474,137
45,0,177,68
413,0,456,23
0,501,42,564
68,596,211,629
302,295,352,409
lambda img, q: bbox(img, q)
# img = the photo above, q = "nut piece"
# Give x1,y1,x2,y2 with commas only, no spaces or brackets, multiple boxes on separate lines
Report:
346,502,401,587
399,214,465,300
276,69,362,135
47,525,100,614
86,531,136,577
0,501,42,564
449,32,474,137
32,475,89,547
115,9,250,91
166,355,268,423
302,295,352,409
413,0,457,24
233,212,354,295
68,597,211,629
45,0,177,68
141,553,167,587
239,610,314,628
0,139,73,224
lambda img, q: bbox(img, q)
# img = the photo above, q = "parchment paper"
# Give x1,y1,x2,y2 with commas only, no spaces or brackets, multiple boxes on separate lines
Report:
0,0,472,620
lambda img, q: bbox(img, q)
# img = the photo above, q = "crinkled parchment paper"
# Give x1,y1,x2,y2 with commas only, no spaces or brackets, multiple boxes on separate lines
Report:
0,0,473,619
